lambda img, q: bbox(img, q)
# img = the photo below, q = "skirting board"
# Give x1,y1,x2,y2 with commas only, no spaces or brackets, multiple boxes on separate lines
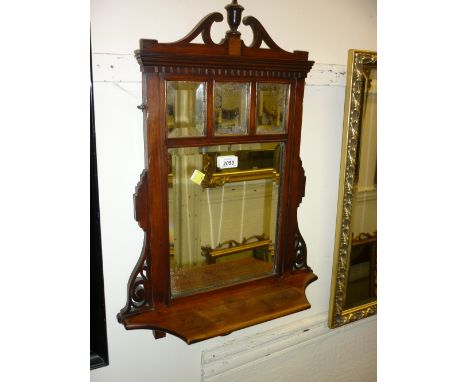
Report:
201,312,376,381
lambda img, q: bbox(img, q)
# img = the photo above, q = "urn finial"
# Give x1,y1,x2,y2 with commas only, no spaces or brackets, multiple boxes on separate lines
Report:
225,0,244,36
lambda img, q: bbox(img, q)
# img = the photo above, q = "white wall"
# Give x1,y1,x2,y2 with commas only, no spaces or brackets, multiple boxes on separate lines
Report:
91,1,376,381
91,0,376,65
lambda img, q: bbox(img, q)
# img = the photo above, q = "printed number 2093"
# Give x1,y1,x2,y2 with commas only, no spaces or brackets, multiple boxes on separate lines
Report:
216,155,238,169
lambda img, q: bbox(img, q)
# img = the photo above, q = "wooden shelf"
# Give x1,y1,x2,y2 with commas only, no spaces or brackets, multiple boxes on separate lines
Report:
171,257,274,297
120,269,317,344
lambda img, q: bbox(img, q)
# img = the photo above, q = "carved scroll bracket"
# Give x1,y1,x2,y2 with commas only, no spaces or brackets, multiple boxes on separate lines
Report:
117,171,152,321
242,16,286,52
173,12,224,46
293,159,308,270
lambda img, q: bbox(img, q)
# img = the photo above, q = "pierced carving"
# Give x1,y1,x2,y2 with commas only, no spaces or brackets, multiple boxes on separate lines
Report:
174,12,224,46
293,231,307,269
242,16,286,51
129,243,151,310
117,235,152,321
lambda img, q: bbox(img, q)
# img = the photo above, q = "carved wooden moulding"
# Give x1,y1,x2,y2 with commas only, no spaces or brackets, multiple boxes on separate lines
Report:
117,0,317,344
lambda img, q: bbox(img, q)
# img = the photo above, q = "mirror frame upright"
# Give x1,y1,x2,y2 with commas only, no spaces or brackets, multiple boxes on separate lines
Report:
328,49,377,328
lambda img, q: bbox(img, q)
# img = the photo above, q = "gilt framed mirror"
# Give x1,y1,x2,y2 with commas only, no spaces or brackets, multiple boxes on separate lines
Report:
328,50,377,328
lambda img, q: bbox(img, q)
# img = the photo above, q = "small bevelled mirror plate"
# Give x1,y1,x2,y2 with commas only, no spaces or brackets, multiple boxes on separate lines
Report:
166,81,206,138
256,83,290,134
214,82,250,136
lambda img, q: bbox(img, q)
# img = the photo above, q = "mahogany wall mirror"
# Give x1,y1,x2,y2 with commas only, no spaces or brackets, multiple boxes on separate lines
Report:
117,1,317,344
328,50,377,328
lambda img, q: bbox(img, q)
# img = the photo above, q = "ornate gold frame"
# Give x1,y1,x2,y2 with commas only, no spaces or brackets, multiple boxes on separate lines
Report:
168,149,280,188
200,151,279,188
201,234,273,264
328,50,377,328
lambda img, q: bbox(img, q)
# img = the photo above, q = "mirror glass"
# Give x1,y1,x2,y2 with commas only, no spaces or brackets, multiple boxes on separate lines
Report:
345,65,377,308
214,82,250,136
168,142,283,297
166,81,206,138
256,83,289,134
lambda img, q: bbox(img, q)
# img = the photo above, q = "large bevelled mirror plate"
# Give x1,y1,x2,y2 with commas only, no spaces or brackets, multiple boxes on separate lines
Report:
168,142,284,297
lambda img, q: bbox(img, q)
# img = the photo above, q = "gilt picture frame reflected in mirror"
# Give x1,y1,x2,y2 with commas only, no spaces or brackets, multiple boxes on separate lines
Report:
328,50,377,328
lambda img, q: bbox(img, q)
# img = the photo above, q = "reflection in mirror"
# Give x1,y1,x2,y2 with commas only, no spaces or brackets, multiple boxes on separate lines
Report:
166,81,206,138
329,50,377,328
256,83,289,134
168,142,283,297
214,82,250,135
345,65,377,309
